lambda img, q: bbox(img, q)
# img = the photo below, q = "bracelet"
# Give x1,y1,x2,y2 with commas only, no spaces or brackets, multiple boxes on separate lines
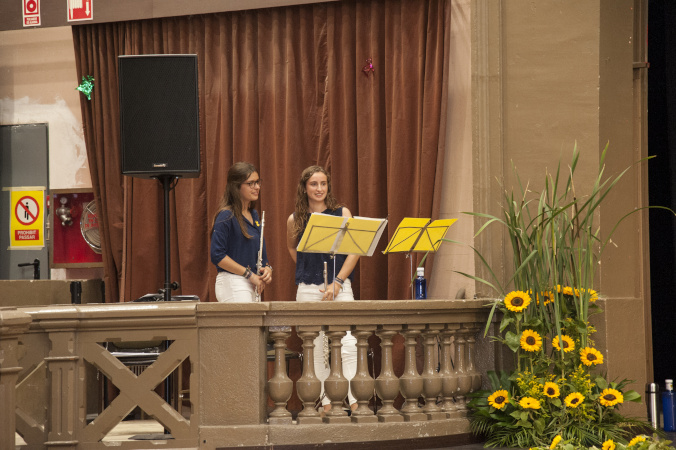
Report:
265,265,273,272
334,277,344,286
243,268,252,279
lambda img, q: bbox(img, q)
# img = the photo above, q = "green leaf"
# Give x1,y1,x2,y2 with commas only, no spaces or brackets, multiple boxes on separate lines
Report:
505,331,521,352
595,376,608,390
500,315,515,332
623,390,642,403
533,417,545,434
516,419,532,428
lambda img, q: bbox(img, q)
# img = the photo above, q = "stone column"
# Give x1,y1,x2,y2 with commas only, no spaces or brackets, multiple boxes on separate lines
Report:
421,325,444,419
399,325,425,421
268,327,293,424
350,326,377,423
375,326,403,423
296,326,322,424
0,309,31,450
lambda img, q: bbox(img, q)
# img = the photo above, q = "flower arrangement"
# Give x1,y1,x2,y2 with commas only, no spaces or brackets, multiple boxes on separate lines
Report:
529,433,673,450
463,145,669,448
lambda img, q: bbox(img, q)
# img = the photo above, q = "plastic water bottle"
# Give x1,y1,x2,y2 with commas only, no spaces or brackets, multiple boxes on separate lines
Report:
415,267,427,300
663,379,675,431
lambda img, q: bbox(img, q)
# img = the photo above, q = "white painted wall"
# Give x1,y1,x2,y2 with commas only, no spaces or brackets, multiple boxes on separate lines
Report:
0,26,91,189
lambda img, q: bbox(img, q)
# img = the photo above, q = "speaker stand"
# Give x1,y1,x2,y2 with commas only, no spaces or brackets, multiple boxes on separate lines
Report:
157,174,179,438
157,174,179,302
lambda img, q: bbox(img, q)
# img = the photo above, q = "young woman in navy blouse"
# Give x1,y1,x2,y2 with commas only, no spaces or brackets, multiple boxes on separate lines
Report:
211,162,272,302
286,165,358,413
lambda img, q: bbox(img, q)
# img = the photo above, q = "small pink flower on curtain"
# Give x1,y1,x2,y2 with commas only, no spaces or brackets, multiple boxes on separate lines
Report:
362,58,374,77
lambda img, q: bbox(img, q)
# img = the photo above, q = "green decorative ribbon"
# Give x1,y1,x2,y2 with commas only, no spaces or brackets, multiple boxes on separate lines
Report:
76,75,95,101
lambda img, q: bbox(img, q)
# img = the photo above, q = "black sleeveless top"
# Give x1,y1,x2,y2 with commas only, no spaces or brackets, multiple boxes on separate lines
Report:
295,207,354,285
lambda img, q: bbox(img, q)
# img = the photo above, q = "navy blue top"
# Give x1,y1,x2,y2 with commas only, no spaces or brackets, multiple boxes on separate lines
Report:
210,208,268,274
295,207,354,285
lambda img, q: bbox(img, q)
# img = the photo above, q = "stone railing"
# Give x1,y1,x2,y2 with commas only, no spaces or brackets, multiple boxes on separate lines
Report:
2,299,491,449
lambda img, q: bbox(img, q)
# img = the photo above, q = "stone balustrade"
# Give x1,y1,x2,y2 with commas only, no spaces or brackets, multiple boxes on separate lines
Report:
2,299,491,449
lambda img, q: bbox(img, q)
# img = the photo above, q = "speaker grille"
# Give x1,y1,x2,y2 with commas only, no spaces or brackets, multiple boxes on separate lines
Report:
119,55,200,178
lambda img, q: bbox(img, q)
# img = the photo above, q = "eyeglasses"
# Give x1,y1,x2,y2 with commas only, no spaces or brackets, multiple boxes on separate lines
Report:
242,179,262,188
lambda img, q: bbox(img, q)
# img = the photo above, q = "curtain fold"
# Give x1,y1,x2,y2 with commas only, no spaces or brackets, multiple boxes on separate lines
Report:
72,0,449,303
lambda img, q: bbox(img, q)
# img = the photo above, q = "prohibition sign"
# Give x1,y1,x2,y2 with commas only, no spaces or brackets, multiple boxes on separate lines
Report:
15,195,40,225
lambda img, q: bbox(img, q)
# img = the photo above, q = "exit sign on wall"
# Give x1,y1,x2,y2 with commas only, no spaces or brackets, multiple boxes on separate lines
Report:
67,0,93,22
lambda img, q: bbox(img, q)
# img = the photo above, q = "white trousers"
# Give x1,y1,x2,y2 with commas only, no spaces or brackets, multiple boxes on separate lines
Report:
296,281,357,406
215,271,256,303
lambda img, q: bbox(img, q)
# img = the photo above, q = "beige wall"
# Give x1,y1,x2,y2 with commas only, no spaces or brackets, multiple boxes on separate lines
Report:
0,26,90,189
470,0,649,417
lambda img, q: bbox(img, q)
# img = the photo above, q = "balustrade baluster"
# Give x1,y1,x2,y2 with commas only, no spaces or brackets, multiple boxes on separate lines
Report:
454,329,471,416
375,326,404,423
0,310,30,450
45,330,81,448
350,326,377,423
399,325,425,421
268,327,293,424
323,328,350,423
422,325,445,419
439,324,460,417
466,325,482,394
296,326,322,424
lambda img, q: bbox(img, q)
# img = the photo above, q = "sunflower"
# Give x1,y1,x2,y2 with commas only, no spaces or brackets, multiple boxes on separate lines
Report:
487,389,509,409
599,388,624,407
519,396,541,409
504,291,531,312
588,288,599,303
543,382,560,398
542,291,555,305
580,347,604,366
602,439,616,450
628,436,646,447
520,329,542,352
552,334,575,353
564,392,584,408
550,435,562,449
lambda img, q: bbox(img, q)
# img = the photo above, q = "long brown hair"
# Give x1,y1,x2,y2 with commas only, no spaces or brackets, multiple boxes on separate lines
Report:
292,165,340,238
211,162,258,239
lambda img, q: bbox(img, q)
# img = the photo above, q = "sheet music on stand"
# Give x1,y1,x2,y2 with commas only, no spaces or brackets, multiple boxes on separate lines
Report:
383,217,457,298
297,213,388,257
296,212,388,284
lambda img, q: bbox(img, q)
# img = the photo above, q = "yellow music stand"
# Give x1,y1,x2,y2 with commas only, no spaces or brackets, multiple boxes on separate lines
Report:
383,217,457,298
297,212,388,281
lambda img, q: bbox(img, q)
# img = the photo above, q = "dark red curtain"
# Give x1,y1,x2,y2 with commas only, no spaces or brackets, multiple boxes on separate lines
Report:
72,0,449,303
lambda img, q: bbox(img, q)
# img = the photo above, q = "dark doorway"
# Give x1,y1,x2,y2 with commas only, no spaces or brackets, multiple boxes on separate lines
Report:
648,0,676,386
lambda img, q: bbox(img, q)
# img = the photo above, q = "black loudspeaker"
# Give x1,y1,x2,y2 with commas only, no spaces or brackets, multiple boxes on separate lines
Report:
119,54,200,178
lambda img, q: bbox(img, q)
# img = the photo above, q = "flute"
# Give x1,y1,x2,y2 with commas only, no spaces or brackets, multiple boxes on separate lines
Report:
323,261,328,293
255,211,265,302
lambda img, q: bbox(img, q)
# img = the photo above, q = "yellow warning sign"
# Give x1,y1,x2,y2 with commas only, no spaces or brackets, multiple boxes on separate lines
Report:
10,189,45,248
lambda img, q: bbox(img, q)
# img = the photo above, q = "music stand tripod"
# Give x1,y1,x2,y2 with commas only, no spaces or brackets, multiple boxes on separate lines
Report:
296,212,388,285
383,217,457,299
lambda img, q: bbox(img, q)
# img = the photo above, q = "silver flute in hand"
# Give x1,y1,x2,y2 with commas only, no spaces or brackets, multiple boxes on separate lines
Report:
323,261,328,293
255,211,265,302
